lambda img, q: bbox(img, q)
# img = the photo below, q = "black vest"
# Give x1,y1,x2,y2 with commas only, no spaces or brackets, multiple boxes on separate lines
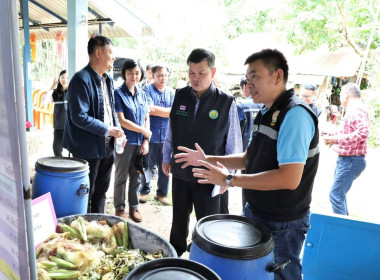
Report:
170,84,233,182
245,89,319,222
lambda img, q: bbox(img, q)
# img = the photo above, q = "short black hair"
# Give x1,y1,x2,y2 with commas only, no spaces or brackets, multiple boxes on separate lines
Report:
240,77,247,89
151,64,170,75
146,64,154,71
302,84,317,91
245,49,289,83
121,58,145,82
187,48,215,69
87,35,113,56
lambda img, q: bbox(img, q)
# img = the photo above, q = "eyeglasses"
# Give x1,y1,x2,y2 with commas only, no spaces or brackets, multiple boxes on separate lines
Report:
301,95,312,99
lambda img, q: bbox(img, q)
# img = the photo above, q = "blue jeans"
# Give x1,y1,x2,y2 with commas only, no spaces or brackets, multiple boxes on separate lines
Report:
243,204,310,280
140,142,169,196
329,155,366,215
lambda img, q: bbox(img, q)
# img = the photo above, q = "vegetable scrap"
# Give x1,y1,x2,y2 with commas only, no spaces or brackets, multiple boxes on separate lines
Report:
36,217,164,280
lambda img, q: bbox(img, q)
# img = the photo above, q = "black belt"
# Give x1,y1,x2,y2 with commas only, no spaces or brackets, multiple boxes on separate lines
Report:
105,136,113,143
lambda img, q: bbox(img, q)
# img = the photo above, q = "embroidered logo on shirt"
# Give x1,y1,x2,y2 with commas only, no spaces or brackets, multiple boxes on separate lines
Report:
209,110,219,119
176,105,188,116
271,110,280,126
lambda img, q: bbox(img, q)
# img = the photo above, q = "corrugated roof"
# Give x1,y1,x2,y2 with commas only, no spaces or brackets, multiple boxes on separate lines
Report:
18,0,154,40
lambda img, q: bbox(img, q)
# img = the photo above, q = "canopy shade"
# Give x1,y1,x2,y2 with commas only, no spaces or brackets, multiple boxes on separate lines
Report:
18,0,154,40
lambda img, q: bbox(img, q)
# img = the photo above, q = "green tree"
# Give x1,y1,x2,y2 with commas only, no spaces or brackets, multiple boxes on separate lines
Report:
124,0,230,87
219,0,379,56
219,0,272,38
284,0,379,56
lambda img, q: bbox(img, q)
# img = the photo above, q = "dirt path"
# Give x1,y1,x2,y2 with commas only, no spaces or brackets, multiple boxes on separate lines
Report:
27,128,380,256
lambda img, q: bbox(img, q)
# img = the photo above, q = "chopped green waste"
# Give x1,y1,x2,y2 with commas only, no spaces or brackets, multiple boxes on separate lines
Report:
36,217,164,280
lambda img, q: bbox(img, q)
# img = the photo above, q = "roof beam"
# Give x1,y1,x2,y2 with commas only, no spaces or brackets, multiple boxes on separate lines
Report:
29,0,67,23
27,18,113,29
18,12,49,31
88,6,113,27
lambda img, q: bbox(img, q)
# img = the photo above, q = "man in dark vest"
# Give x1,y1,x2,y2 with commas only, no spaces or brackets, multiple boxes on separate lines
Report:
175,49,319,280
162,48,242,257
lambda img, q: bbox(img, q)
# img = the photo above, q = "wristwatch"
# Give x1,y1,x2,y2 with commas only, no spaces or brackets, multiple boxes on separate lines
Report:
144,137,150,142
225,174,234,188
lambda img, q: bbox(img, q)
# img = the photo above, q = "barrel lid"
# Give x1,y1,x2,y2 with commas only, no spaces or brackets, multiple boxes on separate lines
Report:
35,157,89,172
124,258,221,280
192,214,274,260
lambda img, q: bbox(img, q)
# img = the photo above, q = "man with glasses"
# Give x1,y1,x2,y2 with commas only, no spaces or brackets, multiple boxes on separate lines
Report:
300,84,322,117
139,64,175,205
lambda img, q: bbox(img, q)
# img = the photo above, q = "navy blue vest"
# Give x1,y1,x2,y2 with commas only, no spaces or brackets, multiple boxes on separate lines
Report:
245,89,319,222
170,84,233,182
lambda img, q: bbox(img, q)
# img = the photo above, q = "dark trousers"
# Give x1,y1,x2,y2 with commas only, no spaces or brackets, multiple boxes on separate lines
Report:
53,129,64,156
169,177,221,256
140,142,169,196
220,190,229,214
83,141,114,213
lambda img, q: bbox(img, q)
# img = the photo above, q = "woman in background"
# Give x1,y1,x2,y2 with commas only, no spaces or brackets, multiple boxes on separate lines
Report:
113,59,151,222
49,70,69,156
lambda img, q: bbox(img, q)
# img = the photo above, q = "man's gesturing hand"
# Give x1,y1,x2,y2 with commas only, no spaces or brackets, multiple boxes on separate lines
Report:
174,143,206,168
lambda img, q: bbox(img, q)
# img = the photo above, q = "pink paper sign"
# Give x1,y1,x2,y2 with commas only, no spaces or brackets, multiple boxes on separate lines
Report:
31,192,57,249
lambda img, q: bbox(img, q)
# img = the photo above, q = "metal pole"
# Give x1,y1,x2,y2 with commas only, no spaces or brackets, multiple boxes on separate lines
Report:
20,0,34,126
13,0,37,279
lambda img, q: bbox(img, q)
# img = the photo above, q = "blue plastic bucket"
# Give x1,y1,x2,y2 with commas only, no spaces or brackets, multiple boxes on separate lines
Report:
32,157,89,218
189,214,275,280
124,258,221,280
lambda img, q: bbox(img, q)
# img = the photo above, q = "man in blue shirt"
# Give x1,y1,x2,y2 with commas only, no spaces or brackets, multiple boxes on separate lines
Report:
139,64,175,205
63,36,124,213
174,49,319,280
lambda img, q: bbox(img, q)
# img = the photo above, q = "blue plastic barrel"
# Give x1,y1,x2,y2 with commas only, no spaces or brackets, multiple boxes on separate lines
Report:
189,214,275,280
124,258,221,280
32,157,89,218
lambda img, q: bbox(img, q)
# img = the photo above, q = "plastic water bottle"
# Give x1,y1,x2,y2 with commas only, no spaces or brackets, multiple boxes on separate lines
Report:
116,137,125,154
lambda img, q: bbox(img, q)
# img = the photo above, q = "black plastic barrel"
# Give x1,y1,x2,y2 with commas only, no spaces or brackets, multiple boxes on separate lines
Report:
58,214,177,258
124,258,221,280
32,157,90,218
189,214,275,280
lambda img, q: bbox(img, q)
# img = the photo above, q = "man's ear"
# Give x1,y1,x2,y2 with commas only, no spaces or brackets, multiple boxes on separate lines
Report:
274,68,284,85
94,47,101,59
211,67,216,78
